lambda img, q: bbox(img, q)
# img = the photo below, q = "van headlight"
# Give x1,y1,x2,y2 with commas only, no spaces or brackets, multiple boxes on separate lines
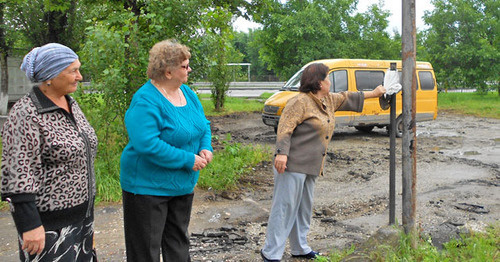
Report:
264,105,280,114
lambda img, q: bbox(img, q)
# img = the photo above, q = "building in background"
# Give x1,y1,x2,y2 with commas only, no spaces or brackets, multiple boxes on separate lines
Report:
1,57,32,110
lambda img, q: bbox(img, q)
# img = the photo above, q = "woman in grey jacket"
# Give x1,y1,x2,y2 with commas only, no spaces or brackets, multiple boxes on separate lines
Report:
261,63,386,261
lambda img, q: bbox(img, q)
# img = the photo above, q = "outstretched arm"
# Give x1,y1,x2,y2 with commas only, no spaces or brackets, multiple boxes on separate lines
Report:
364,85,386,99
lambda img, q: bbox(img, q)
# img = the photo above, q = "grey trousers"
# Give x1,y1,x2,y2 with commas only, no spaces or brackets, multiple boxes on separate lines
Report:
262,168,317,260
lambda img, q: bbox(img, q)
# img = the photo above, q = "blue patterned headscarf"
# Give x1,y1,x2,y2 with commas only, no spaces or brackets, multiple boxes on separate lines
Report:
20,43,78,83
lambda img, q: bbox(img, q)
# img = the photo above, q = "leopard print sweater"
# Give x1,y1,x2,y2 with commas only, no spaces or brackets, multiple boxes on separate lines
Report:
1,87,98,216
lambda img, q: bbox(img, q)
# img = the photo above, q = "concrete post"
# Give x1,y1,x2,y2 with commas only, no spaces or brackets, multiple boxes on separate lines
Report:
0,53,8,115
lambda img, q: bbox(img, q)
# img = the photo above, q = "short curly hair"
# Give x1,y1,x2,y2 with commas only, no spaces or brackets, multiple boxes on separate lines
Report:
147,39,191,81
299,63,329,94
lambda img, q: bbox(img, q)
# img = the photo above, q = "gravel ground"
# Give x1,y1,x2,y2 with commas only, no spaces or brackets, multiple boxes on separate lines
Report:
0,111,498,261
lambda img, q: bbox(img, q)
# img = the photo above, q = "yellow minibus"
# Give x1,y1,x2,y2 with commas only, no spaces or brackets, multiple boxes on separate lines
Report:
262,59,438,136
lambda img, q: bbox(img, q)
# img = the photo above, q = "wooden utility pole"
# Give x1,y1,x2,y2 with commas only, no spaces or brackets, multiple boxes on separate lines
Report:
401,0,417,239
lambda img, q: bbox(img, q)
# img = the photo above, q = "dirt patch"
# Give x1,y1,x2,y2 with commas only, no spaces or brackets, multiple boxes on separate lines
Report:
0,111,498,261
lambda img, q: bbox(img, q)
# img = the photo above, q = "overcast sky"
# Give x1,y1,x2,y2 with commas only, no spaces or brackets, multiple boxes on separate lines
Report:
233,0,434,34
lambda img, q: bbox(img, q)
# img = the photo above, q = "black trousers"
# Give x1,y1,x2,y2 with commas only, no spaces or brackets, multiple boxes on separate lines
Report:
122,190,194,262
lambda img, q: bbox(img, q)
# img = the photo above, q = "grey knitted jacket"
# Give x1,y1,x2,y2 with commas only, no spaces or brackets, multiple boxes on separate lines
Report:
275,91,364,176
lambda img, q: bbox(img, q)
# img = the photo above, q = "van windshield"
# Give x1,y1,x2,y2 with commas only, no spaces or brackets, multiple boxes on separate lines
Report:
281,69,303,91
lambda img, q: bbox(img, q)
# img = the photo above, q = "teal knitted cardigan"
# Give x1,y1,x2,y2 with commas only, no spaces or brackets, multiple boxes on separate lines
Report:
120,80,212,196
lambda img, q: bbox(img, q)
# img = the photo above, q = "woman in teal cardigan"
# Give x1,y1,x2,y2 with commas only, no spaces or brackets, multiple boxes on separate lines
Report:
120,39,212,262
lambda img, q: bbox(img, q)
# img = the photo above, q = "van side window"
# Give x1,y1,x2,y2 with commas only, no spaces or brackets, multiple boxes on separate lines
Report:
331,70,348,93
419,71,435,90
398,71,424,89
283,70,303,91
355,70,384,91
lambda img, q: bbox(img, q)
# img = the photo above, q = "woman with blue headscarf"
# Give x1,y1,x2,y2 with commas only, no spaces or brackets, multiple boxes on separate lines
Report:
1,43,98,261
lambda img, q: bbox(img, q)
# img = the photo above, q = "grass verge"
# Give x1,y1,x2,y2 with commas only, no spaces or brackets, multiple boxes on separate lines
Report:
317,223,499,261
438,92,500,119
197,134,272,191
94,150,122,203
199,93,271,116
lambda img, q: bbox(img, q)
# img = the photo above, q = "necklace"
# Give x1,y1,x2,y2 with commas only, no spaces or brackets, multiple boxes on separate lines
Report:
152,80,184,105
160,86,183,105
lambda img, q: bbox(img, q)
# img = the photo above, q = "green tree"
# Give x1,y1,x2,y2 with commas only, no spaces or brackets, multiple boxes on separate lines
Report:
423,0,499,93
203,0,273,104
203,6,233,111
7,0,86,52
80,0,205,173
350,3,400,60
1,0,87,114
78,0,261,172
253,0,399,80
77,0,214,192
233,30,276,81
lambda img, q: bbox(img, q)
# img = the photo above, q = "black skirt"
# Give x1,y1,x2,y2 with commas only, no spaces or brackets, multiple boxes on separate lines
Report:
19,214,96,262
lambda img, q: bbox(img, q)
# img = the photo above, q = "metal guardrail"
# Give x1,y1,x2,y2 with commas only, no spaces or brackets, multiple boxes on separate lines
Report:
191,82,284,90
193,82,284,97
445,89,477,93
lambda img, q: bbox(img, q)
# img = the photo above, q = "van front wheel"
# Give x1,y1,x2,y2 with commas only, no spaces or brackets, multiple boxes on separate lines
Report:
386,116,403,138
395,116,403,138
355,126,375,132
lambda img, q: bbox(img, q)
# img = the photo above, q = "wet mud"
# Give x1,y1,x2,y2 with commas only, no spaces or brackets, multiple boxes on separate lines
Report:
0,111,498,261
